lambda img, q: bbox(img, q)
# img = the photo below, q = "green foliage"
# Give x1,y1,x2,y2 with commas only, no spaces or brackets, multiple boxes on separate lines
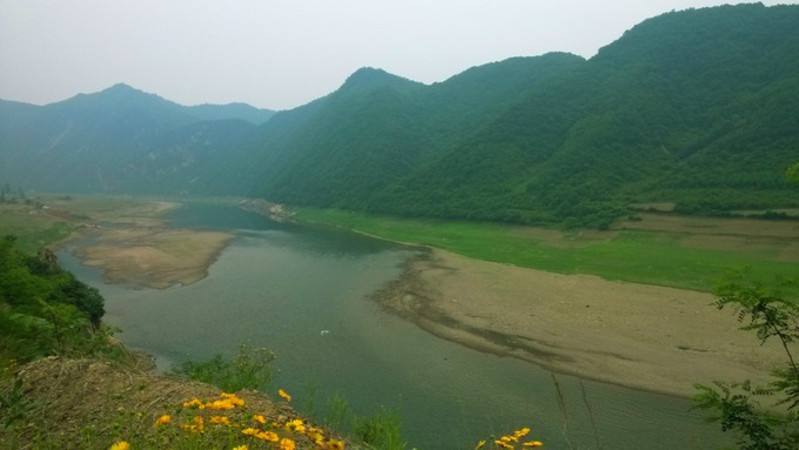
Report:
0,236,113,367
693,272,799,449
169,344,275,392
322,391,351,432
352,407,406,450
0,360,39,431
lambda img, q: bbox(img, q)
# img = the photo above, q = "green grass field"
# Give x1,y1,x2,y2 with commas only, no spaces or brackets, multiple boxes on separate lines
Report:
0,204,78,254
0,195,153,255
295,208,799,295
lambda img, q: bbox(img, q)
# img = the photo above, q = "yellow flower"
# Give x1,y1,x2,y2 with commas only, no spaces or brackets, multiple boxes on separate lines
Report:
308,431,324,443
514,427,531,438
278,388,292,402
220,392,246,406
206,399,235,410
182,398,205,409
475,439,487,449
326,439,345,449
256,431,279,442
242,427,259,436
210,415,231,426
154,415,171,426
253,414,267,424
279,437,296,450
233,446,248,450
285,418,306,433
110,442,130,450
494,440,514,449
180,415,205,433
522,441,543,447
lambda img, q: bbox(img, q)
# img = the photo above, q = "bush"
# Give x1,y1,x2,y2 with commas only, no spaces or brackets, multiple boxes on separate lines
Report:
693,272,799,449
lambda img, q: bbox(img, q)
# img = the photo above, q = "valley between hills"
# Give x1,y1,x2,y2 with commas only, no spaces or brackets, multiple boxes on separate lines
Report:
4,194,793,399
2,3,799,448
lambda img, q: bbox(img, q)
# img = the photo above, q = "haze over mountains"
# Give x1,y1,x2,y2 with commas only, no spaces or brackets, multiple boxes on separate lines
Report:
1,3,797,227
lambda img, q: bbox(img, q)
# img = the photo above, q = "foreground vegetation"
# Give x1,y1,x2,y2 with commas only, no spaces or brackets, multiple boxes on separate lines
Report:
694,273,799,449
294,208,799,294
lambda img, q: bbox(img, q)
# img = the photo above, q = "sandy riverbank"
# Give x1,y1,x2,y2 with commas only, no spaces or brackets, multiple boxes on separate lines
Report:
74,228,234,289
373,248,787,398
59,199,235,289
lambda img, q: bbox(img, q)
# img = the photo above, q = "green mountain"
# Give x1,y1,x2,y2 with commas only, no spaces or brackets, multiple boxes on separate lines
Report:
0,84,269,194
1,4,797,226
252,3,799,226
252,53,585,209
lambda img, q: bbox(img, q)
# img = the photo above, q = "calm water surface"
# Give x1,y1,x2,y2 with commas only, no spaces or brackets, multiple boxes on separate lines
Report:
59,202,729,449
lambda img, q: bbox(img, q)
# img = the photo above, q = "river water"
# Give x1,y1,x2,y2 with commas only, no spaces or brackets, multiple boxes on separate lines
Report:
58,202,730,449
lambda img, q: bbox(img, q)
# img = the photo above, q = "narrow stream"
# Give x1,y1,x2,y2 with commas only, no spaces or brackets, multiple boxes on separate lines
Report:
58,202,730,449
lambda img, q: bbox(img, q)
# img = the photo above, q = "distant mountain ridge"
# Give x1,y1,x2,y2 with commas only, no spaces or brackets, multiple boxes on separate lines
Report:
0,83,270,194
1,3,797,226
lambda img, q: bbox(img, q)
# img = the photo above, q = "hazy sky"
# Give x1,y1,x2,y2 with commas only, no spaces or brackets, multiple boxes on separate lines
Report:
0,1,795,110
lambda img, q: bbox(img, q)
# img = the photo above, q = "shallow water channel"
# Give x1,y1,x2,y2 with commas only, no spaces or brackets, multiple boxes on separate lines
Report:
59,202,730,449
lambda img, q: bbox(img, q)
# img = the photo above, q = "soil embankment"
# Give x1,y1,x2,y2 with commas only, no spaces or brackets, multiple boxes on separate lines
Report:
373,248,786,397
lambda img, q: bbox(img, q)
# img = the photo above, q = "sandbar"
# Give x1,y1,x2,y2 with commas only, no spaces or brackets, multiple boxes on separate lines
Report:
374,248,788,397
74,228,233,289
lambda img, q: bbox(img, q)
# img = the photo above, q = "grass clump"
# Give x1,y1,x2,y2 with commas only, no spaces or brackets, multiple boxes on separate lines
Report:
169,344,275,392
351,406,405,450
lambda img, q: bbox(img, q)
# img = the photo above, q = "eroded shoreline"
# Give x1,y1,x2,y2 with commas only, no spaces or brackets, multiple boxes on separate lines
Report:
56,198,787,397
372,248,786,398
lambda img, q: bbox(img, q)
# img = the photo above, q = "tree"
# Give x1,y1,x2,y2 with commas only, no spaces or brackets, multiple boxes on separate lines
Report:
693,272,799,449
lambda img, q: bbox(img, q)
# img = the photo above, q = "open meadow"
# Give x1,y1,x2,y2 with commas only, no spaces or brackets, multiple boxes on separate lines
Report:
295,208,799,295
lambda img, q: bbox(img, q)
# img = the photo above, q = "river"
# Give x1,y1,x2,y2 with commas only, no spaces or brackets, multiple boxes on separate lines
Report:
58,202,730,449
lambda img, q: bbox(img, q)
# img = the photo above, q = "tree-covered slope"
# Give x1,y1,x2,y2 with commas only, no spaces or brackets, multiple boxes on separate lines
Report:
251,53,585,209
0,84,270,195
255,3,799,226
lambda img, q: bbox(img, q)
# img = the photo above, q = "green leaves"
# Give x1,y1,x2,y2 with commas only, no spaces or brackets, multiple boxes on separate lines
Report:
693,271,799,449
0,236,110,366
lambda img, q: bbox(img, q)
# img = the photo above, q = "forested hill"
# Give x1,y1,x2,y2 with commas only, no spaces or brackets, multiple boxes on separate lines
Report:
251,3,799,227
1,4,797,227
0,84,273,195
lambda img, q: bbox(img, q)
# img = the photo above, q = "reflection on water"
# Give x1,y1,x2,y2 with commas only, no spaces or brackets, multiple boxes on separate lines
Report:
58,202,730,449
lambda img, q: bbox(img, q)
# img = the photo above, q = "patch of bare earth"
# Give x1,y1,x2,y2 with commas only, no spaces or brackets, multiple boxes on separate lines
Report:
617,213,799,238
615,213,799,262
374,249,789,398
74,228,234,289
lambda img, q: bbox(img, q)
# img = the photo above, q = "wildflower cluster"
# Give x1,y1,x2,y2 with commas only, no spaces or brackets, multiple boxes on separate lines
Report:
475,426,543,449
243,414,345,449
110,389,345,449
